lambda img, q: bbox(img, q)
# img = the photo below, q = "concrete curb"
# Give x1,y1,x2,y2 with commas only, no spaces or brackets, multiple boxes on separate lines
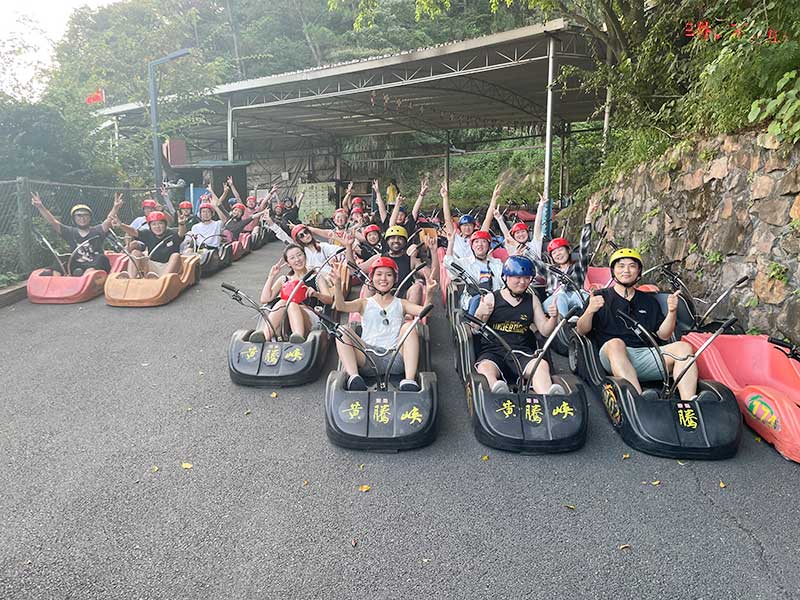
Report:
0,282,27,308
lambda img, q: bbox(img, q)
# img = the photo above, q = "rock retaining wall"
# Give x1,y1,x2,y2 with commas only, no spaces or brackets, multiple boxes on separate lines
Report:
575,132,800,340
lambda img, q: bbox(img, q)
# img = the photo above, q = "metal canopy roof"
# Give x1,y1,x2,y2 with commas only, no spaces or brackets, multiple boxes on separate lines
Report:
102,18,603,159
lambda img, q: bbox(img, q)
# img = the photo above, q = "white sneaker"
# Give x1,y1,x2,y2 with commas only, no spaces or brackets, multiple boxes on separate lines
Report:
547,383,566,395
491,380,510,394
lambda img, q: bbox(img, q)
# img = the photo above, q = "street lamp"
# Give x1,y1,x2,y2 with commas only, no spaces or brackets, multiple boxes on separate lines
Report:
148,48,192,192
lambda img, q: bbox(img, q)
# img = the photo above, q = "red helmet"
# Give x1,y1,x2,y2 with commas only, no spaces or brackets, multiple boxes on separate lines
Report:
369,256,399,278
547,237,570,254
352,196,364,204
198,202,213,212
231,203,246,214
246,195,257,203
363,224,381,236
280,279,309,303
291,224,309,241
334,208,348,216
510,222,529,235
141,199,157,209
146,211,167,224
199,193,211,201
470,230,492,244
178,201,193,210
351,206,363,215
275,202,285,210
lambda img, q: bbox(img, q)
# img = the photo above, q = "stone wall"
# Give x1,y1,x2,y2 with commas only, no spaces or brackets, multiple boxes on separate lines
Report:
574,131,800,340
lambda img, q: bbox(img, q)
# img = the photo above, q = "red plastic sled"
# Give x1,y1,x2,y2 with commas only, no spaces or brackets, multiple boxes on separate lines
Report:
27,253,128,304
684,332,800,463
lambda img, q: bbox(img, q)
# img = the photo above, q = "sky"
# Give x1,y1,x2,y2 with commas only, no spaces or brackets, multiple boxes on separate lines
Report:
2,0,116,96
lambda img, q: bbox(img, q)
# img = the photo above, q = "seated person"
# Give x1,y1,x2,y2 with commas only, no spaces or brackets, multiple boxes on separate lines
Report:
360,225,439,306
116,210,186,278
185,202,222,250
473,256,564,395
327,257,437,392
250,244,333,344
282,191,302,224
354,224,385,260
305,207,349,246
31,191,123,274
383,179,429,239
443,228,503,315
265,220,344,275
575,248,698,401
440,180,498,259
178,200,200,230
211,199,266,243
130,198,158,231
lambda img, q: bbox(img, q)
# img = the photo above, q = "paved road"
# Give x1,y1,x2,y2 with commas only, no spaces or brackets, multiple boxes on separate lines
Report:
1,241,797,600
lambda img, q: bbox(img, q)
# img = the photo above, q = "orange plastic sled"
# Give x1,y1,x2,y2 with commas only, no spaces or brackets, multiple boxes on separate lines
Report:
27,253,128,304
684,332,800,463
104,255,200,307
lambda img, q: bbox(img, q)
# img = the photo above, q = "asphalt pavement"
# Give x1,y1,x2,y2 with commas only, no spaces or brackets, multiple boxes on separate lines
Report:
1,240,797,600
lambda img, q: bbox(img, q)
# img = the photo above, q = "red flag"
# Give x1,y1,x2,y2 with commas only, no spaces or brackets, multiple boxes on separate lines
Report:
85,88,106,105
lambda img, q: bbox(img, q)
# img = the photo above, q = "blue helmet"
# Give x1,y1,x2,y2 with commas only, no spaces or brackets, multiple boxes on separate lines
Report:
502,255,534,278
458,214,476,226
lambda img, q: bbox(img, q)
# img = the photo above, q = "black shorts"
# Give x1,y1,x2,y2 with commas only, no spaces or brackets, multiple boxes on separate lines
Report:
476,348,535,381
73,253,110,274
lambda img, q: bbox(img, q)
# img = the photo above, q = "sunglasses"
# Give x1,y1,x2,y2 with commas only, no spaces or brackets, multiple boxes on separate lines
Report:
380,309,390,326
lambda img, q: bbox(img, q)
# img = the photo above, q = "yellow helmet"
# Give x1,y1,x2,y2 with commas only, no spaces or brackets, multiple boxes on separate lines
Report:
384,225,408,240
70,204,92,217
609,247,643,270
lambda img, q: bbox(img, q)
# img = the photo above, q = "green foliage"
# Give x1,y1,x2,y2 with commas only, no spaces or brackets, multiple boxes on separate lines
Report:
789,218,800,234
688,242,699,255
705,250,724,265
642,206,661,223
746,327,763,336
749,69,800,144
744,296,759,308
0,272,23,289
768,261,789,283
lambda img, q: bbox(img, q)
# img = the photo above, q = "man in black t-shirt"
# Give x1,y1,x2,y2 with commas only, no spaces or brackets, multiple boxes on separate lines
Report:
31,192,123,275
575,248,699,401
116,211,186,278
474,256,562,395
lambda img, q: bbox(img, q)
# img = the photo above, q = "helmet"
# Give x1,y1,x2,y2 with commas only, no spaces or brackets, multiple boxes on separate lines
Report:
70,204,92,217
231,203,246,214
178,201,193,210
458,214,476,227
609,248,643,270
280,279,309,304
351,206,363,215
384,225,408,240
547,237,570,254
352,196,364,205
198,202,213,212
363,224,381,236
510,222,529,235
246,195,256,203
291,224,309,241
397,205,407,213
369,256,399,278
334,208,348,216
146,211,168,224
470,230,492,245
502,255,534,278
141,199,157,209
199,193,211,201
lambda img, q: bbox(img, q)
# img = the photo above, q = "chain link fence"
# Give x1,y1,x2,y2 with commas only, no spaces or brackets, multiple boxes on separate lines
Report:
0,178,157,288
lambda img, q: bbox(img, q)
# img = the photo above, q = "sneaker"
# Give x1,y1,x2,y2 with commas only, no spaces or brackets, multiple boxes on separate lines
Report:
346,374,368,391
640,388,661,402
491,380,510,394
288,333,305,344
399,379,420,392
248,331,267,344
547,383,566,396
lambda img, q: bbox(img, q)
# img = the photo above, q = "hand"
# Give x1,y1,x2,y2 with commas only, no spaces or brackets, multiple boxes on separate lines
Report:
113,192,124,209
327,266,342,289
346,181,354,194
491,182,503,201
269,184,278,196
396,194,405,206
440,181,448,198
587,290,605,314
262,214,274,226
341,231,354,248
547,295,559,319
493,207,502,220
371,179,378,193
419,178,429,196
424,235,437,251
31,192,43,208
110,216,121,228
227,176,233,186
666,290,680,314
424,270,438,294
268,259,285,278
155,202,165,212
177,212,187,224
476,292,495,317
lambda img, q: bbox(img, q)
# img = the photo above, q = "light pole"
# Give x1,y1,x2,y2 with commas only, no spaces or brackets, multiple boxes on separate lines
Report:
148,48,191,192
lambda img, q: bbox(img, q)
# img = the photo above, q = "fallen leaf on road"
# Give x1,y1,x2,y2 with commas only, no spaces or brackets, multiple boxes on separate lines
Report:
564,504,576,510
481,455,489,461
302,480,309,487
270,392,278,398
181,462,193,470
186,406,192,412
358,464,365,471
350,539,358,547
622,453,630,460
244,409,252,416
719,480,727,489
141,363,149,367
677,460,686,465
198,371,204,375
618,544,631,551
150,465,159,473
358,484,371,493
754,436,761,443
651,480,661,486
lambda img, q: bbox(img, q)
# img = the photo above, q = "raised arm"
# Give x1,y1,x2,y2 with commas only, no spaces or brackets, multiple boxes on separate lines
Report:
493,207,512,241
411,178,428,220
372,179,387,223
31,193,62,234
227,176,241,202
260,260,286,304
306,225,335,241
388,195,404,228
481,182,502,231
329,266,364,314
341,181,353,212
101,193,124,232
532,293,558,336
295,190,305,209
440,181,454,236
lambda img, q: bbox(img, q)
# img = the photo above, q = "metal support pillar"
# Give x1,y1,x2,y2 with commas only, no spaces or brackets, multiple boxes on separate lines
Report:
148,62,162,191
227,98,234,162
543,36,556,202
558,125,565,201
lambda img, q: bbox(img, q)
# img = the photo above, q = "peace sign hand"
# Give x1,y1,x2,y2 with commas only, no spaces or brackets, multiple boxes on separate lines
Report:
31,192,43,208
269,259,285,278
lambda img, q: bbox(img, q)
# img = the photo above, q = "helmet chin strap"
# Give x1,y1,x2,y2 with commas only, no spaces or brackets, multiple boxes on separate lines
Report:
504,280,527,299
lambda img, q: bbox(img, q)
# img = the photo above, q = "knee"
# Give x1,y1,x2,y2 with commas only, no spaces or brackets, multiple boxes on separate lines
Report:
605,338,627,356
400,322,418,338
675,341,693,357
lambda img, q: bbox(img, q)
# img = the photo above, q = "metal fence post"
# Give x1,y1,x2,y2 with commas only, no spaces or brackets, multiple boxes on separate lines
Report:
15,177,33,276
